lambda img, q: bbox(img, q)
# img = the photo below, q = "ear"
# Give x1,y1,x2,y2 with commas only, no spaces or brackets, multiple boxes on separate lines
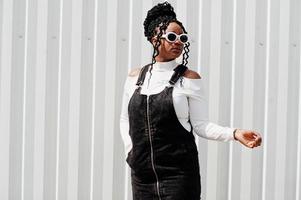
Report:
151,36,164,47
151,37,156,46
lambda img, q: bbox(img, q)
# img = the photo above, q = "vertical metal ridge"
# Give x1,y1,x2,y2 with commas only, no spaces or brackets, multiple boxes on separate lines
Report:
21,0,29,199
240,0,256,199
194,0,203,151
262,0,271,199
0,2,13,199
228,0,237,198
102,0,117,199
296,10,301,198
55,0,64,199
125,0,133,200
89,0,99,199
66,0,82,199
296,58,301,200
275,0,290,199
207,0,221,198
33,0,48,199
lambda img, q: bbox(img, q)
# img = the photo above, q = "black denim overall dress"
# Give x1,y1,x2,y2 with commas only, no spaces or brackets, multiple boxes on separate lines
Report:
127,64,201,200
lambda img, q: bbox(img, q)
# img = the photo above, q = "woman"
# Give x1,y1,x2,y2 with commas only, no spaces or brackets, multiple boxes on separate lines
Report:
120,2,262,199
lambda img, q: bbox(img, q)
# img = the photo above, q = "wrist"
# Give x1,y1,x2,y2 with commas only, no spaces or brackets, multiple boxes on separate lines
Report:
233,129,238,140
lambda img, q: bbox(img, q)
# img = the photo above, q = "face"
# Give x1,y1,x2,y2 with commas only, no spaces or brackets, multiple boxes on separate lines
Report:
151,22,185,61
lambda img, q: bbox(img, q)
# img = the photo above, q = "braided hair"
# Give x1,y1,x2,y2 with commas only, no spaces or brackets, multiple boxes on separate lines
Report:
143,2,190,85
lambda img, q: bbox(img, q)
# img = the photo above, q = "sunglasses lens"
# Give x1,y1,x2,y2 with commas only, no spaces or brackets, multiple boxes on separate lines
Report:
180,35,188,43
167,33,177,42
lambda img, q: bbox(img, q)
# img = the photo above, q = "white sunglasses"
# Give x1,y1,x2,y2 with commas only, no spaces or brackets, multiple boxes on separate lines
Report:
161,32,189,44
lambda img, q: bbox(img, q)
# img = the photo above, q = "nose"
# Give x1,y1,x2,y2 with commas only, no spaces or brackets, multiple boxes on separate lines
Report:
173,39,183,46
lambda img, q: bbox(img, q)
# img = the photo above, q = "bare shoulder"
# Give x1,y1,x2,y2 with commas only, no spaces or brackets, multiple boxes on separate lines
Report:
128,67,141,77
183,69,201,79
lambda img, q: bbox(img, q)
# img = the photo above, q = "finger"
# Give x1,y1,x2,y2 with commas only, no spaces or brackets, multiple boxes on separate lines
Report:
247,142,254,148
254,134,261,139
248,135,259,143
252,132,260,139
255,139,262,147
251,133,257,138
258,136,262,143
253,133,262,144
255,136,262,144
251,140,261,148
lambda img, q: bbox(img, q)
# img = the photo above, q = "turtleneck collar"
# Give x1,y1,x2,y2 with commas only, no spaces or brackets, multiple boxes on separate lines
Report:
152,59,178,71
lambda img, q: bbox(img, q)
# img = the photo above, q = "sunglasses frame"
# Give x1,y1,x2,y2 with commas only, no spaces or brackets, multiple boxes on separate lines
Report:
161,32,189,44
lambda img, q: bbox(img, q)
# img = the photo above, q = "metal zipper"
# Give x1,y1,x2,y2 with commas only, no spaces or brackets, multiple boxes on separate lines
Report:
146,95,162,200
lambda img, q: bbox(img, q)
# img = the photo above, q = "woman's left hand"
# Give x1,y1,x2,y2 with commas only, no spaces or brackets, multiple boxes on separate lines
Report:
234,129,262,148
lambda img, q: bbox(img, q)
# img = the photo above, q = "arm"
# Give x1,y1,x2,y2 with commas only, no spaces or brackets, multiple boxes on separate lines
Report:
120,77,133,157
185,70,262,148
119,68,141,156
183,70,236,141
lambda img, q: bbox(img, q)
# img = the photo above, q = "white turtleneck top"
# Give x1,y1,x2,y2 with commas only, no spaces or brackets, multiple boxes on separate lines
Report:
120,59,235,156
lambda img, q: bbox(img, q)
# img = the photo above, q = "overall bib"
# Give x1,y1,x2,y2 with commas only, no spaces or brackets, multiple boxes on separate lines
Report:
127,64,201,200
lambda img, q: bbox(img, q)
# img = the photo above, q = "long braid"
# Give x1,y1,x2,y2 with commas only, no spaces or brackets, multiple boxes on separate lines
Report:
173,20,190,66
147,21,171,87
182,42,190,66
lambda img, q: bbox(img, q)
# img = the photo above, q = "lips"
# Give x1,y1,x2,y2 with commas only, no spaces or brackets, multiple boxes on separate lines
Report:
171,48,182,51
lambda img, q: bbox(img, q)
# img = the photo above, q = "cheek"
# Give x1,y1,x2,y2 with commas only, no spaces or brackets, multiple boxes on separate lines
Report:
158,42,167,52
161,41,172,51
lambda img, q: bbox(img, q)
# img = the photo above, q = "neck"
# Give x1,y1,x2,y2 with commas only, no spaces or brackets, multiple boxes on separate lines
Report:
151,58,177,72
155,56,175,62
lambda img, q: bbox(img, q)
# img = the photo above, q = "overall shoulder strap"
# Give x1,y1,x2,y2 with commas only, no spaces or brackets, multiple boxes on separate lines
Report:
169,64,188,85
135,63,152,86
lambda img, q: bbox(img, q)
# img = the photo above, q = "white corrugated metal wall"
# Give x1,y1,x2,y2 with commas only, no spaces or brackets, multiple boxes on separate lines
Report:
0,0,300,199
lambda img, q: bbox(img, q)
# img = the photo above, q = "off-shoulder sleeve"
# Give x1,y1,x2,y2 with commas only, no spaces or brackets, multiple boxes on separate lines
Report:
183,78,236,141
119,76,136,156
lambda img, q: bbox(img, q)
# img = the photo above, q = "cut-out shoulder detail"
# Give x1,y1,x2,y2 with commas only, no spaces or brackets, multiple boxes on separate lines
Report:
183,69,201,79
128,67,141,77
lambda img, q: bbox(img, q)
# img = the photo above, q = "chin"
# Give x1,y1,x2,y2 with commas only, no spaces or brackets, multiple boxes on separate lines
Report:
168,56,178,60
173,53,182,59
166,52,182,60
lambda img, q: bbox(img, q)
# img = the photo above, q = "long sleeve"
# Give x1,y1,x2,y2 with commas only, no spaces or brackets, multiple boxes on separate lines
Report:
183,78,236,141
119,77,135,156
